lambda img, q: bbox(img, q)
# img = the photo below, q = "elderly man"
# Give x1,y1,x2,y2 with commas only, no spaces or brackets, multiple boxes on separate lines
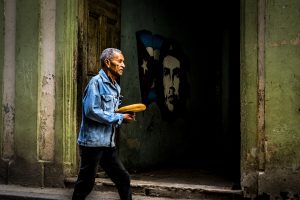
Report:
72,48,135,200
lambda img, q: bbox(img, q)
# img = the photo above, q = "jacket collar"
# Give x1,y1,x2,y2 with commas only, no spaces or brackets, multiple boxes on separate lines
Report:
99,69,120,89
99,69,110,83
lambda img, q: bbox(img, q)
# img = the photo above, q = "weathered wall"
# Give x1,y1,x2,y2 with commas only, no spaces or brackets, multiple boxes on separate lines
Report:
265,0,300,169
0,0,78,187
12,0,41,185
55,0,78,179
240,0,259,197
262,0,300,197
241,0,300,198
2,0,16,163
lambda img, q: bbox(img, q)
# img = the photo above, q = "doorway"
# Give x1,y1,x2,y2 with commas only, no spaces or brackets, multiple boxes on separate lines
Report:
118,0,241,188
76,0,241,189
184,0,241,185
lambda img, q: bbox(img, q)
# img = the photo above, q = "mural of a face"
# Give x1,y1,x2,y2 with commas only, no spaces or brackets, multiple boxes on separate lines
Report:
162,55,180,112
137,31,189,120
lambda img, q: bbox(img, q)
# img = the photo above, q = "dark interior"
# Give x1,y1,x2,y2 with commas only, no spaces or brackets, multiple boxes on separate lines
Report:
189,1,241,182
132,0,241,185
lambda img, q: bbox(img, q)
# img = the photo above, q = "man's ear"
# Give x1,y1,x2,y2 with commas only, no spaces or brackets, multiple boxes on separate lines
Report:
105,59,110,68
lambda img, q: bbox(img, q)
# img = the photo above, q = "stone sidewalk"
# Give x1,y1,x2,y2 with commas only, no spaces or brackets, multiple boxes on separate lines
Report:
65,176,243,200
0,183,184,200
0,168,244,200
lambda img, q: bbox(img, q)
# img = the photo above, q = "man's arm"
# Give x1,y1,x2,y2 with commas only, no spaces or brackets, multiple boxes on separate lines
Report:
83,81,124,125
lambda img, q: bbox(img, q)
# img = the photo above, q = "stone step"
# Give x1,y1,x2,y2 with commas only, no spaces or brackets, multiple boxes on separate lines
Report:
65,177,244,200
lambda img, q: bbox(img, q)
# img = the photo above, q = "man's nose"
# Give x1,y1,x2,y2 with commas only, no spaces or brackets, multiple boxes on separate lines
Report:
171,77,175,85
169,86,175,94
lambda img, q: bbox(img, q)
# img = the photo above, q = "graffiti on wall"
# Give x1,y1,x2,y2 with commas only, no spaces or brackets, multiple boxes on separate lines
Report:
136,30,189,121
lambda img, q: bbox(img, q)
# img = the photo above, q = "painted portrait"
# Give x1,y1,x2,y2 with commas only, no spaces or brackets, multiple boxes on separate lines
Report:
136,30,189,121
157,39,189,120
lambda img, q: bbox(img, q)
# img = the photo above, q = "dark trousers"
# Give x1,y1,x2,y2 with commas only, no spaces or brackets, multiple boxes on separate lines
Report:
72,146,132,200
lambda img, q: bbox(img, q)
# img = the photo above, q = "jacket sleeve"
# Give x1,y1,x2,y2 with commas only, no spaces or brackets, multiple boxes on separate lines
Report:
83,80,124,125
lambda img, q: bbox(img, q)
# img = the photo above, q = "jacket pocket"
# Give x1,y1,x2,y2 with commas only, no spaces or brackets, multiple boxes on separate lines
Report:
101,95,114,111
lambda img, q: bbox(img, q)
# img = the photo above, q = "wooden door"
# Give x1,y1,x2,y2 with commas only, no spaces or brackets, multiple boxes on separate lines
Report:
77,0,121,127
78,0,121,85
76,0,121,167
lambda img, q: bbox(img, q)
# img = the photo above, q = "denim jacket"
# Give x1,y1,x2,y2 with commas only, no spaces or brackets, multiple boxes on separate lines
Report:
77,69,124,147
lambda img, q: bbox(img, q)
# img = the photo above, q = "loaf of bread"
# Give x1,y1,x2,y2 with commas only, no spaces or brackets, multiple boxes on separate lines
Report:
115,103,146,113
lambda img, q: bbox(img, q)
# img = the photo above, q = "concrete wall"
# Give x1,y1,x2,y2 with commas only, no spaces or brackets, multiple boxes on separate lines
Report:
241,0,300,198
13,0,41,185
240,0,259,196
0,0,78,187
262,0,300,197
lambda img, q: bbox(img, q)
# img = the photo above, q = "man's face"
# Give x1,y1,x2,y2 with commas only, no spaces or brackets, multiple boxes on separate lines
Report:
163,55,180,112
106,52,125,77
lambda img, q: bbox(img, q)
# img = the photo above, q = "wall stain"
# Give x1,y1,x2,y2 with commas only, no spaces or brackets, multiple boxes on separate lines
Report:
270,33,300,47
42,74,55,87
3,104,11,114
42,76,48,87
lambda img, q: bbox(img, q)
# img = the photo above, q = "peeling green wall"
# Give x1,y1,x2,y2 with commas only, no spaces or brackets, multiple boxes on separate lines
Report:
55,0,78,177
260,0,300,196
265,0,300,169
241,0,300,197
0,0,78,186
240,0,258,172
240,0,259,196
10,0,41,185
15,0,40,163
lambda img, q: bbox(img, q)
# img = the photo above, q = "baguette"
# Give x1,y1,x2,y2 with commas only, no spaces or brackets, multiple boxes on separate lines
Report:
115,103,146,113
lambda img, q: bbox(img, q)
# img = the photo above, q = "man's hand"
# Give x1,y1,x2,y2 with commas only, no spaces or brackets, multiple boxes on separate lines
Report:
123,112,136,123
